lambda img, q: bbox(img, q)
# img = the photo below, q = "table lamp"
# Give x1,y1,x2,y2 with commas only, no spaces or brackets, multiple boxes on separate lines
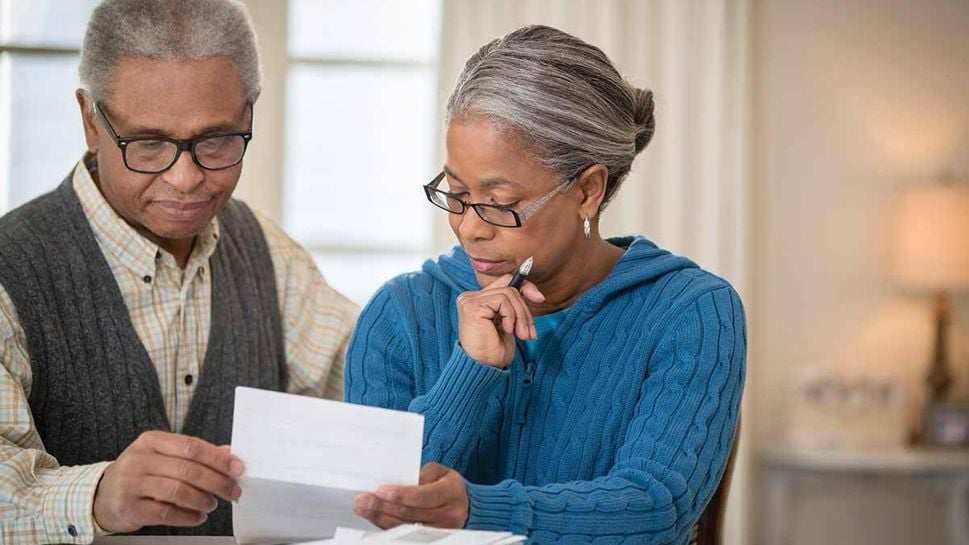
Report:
894,180,969,442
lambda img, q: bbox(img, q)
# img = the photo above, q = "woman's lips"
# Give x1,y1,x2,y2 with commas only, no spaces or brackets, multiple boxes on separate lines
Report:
469,256,505,274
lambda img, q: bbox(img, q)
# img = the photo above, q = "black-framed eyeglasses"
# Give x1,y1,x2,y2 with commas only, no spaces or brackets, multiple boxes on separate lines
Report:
423,167,585,228
94,102,253,174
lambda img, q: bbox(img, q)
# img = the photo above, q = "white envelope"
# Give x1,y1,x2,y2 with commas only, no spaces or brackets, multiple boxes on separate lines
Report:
230,387,425,545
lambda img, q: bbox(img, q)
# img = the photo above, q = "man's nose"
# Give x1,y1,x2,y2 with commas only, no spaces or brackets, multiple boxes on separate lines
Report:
161,147,205,193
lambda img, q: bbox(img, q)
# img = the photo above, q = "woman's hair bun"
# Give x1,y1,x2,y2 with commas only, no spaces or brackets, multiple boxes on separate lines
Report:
631,87,655,153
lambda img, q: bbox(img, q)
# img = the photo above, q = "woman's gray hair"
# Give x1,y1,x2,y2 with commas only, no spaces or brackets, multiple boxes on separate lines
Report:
79,0,261,107
446,25,655,211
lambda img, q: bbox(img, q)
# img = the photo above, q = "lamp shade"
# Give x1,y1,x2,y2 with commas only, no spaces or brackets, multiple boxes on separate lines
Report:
894,184,969,292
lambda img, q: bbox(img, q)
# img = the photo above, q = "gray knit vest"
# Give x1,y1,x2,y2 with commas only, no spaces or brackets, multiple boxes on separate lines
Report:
0,177,287,536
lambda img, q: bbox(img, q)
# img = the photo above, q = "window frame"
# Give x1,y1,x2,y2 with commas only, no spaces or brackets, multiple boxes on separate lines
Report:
278,1,442,261
0,43,80,214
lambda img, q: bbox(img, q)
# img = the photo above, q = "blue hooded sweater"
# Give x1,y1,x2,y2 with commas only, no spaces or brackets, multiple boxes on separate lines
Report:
346,236,746,544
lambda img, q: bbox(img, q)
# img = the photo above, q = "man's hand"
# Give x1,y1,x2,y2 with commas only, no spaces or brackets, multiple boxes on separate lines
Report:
353,463,468,529
93,431,245,533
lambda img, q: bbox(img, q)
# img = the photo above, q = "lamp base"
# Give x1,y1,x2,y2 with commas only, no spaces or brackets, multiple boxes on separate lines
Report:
910,294,954,445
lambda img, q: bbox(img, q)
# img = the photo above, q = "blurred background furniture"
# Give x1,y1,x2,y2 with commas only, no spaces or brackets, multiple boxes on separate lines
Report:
762,447,969,545
894,182,969,442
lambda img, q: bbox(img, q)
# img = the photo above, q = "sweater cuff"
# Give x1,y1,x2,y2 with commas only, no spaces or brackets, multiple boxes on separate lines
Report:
465,480,532,535
41,461,111,544
419,342,506,420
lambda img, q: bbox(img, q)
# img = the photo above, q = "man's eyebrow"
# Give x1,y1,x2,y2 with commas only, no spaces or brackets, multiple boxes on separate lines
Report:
105,103,251,139
119,126,169,138
119,121,244,138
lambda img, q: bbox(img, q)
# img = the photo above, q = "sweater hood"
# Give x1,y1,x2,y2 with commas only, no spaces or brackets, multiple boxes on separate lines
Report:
421,236,699,313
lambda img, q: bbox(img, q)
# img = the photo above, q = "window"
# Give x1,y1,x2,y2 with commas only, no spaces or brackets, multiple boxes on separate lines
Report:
0,1,444,306
0,0,98,212
283,0,443,304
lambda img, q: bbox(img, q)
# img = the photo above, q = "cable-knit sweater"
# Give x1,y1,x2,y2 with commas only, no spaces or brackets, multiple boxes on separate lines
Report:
346,236,746,544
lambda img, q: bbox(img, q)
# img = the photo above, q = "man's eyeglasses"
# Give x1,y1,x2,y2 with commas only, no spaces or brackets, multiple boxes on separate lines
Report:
94,102,253,174
423,168,584,228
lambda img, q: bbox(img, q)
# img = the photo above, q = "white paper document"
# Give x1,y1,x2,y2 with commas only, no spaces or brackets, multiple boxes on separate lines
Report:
304,524,526,545
348,524,525,545
230,387,425,545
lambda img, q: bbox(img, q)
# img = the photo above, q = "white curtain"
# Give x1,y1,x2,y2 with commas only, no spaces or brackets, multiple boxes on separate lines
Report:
435,2,752,543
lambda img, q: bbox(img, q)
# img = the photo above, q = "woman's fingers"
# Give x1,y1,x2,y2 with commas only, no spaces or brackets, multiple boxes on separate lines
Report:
520,280,546,304
358,465,469,530
501,288,535,340
483,273,543,338
480,275,534,338
469,289,534,340
353,493,408,529
457,270,545,366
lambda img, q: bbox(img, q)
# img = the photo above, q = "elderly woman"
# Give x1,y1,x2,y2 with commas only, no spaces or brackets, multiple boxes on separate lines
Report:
346,25,745,544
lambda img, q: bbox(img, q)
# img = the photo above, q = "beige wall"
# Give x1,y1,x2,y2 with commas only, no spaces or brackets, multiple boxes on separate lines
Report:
750,0,969,543
235,0,287,223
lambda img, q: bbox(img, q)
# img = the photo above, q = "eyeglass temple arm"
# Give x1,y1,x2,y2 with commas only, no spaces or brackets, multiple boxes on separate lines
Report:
428,171,446,188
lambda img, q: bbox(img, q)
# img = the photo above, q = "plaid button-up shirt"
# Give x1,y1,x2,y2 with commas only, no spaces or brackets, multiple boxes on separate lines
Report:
0,159,359,544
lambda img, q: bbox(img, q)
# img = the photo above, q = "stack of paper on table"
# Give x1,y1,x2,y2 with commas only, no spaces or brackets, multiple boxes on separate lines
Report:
230,387,425,544
315,524,526,544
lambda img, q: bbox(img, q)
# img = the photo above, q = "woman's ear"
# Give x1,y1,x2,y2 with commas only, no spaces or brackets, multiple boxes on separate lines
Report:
575,164,609,219
76,89,99,154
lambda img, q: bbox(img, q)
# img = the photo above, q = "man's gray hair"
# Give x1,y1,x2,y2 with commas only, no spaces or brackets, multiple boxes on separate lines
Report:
79,0,261,107
446,25,655,211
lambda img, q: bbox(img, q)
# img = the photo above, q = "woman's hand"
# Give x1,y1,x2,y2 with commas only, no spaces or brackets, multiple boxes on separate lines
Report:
456,274,545,368
353,463,469,529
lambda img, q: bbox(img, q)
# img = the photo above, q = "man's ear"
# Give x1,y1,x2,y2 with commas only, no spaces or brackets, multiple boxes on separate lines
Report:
575,164,609,220
76,89,99,154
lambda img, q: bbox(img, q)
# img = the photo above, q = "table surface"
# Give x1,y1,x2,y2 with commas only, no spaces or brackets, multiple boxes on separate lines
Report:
91,537,346,544
93,539,238,545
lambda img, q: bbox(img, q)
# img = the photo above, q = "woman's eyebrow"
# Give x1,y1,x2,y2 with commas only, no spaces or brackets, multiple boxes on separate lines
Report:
442,166,521,190
479,176,520,189
442,165,463,183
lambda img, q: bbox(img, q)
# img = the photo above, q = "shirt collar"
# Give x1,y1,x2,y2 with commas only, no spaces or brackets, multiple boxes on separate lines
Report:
71,155,221,277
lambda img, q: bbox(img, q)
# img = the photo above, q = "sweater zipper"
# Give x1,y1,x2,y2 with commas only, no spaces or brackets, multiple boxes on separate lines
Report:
510,351,536,479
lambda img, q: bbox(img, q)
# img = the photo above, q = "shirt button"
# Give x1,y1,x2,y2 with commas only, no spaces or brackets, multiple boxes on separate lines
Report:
142,275,152,284
67,524,78,537
184,374,194,386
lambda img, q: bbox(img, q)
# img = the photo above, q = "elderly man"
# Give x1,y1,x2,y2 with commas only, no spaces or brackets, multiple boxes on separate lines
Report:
0,0,358,542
